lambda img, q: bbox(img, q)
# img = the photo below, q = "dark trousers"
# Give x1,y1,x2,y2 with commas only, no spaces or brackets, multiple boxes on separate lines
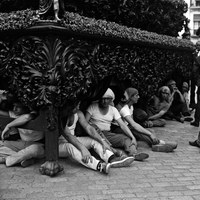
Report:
194,87,200,123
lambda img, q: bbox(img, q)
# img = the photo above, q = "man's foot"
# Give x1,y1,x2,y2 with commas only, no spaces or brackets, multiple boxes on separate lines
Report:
142,120,153,128
164,142,178,150
191,121,199,127
0,157,6,164
110,155,134,168
189,140,200,148
134,153,149,161
97,162,110,174
184,116,193,122
152,144,174,152
21,158,35,168
175,116,184,123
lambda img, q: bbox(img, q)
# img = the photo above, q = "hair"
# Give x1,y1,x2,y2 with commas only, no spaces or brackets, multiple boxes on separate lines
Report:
166,80,176,86
60,99,80,126
158,86,171,101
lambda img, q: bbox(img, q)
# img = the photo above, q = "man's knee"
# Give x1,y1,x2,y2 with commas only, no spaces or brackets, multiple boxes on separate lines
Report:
28,144,44,157
133,108,148,123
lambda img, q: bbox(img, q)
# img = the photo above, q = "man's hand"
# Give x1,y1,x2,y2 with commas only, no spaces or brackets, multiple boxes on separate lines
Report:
81,147,93,164
1,125,10,141
101,139,112,154
150,133,159,145
130,136,137,146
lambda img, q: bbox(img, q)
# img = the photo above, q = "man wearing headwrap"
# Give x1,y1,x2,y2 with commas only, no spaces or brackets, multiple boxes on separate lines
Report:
86,88,149,160
115,87,178,152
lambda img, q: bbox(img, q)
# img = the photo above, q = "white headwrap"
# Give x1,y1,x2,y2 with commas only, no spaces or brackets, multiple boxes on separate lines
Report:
102,88,115,100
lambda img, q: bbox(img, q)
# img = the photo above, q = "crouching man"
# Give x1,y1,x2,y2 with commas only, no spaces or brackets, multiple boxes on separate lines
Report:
59,100,135,174
0,102,44,167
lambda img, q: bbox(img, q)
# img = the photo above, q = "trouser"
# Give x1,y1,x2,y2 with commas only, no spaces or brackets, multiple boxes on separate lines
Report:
0,140,44,167
190,77,196,106
133,108,166,127
197,132,200,145
102,128,137,156
128,126,158,146
59,136,113,171
194,87,200,123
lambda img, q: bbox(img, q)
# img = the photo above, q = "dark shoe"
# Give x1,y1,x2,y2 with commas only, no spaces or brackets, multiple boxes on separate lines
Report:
175,116,184,123
113,149,124,157
184,116,193,122
0,157,6,164
134,153,149,161
182,112,191,117
142,121,153,128
152,144,174,152
191,121,199,127
21,158,35,168
98,162,110,174
164,142,178,149
189,140,200,148
110,155,134,168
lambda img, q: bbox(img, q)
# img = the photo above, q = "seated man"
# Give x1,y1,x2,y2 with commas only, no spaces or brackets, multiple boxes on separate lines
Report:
0,101,44,167
165,80,186,122
116,87,177,152
85,88,149,159
133,86,170,128
59,100,135,175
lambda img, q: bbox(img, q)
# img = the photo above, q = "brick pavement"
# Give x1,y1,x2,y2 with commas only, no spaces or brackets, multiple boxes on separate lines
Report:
0,120,200,200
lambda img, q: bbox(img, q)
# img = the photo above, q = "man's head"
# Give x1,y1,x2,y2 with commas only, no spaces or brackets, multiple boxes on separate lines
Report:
182,82,189,92
158,86,171,101
166,80,177,92
62,100,80,116
12,102,30,116
124,88,139,104
99,88,115,108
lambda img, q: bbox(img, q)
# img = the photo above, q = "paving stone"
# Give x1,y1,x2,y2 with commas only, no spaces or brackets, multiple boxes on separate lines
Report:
0,120,200,200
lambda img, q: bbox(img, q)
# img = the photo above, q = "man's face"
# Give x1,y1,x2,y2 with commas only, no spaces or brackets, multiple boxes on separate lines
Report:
13,104,26,116
161,89,170,101
167,81,177,91
130,93,140,104
99,97,113,108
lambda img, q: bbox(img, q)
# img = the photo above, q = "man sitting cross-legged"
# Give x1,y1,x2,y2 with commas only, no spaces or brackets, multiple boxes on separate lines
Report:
0,101,44,167
85,88,149,160
115,87,177,153
58,100,135,175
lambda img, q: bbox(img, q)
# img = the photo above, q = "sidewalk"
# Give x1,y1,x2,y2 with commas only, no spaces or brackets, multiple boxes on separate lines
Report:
0,119,200,200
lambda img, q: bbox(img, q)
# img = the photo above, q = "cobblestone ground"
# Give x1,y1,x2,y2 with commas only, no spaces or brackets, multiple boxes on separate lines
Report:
0,120,200,200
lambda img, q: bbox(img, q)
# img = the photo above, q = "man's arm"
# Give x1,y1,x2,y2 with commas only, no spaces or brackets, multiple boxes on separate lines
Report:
1,113,33,140
85,111,91,122
77,111,111,152
61,124,92,164
0,110,9,117
116,118,137,145
124,115,159,143
125,115,152,136
148,110,166,120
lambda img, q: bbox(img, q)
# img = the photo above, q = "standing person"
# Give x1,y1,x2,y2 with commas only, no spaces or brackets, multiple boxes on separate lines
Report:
116,87,177,152
0,102,44,167
58,100,135,175
191,45,200,127
189,132,200,148
85,88,149,160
